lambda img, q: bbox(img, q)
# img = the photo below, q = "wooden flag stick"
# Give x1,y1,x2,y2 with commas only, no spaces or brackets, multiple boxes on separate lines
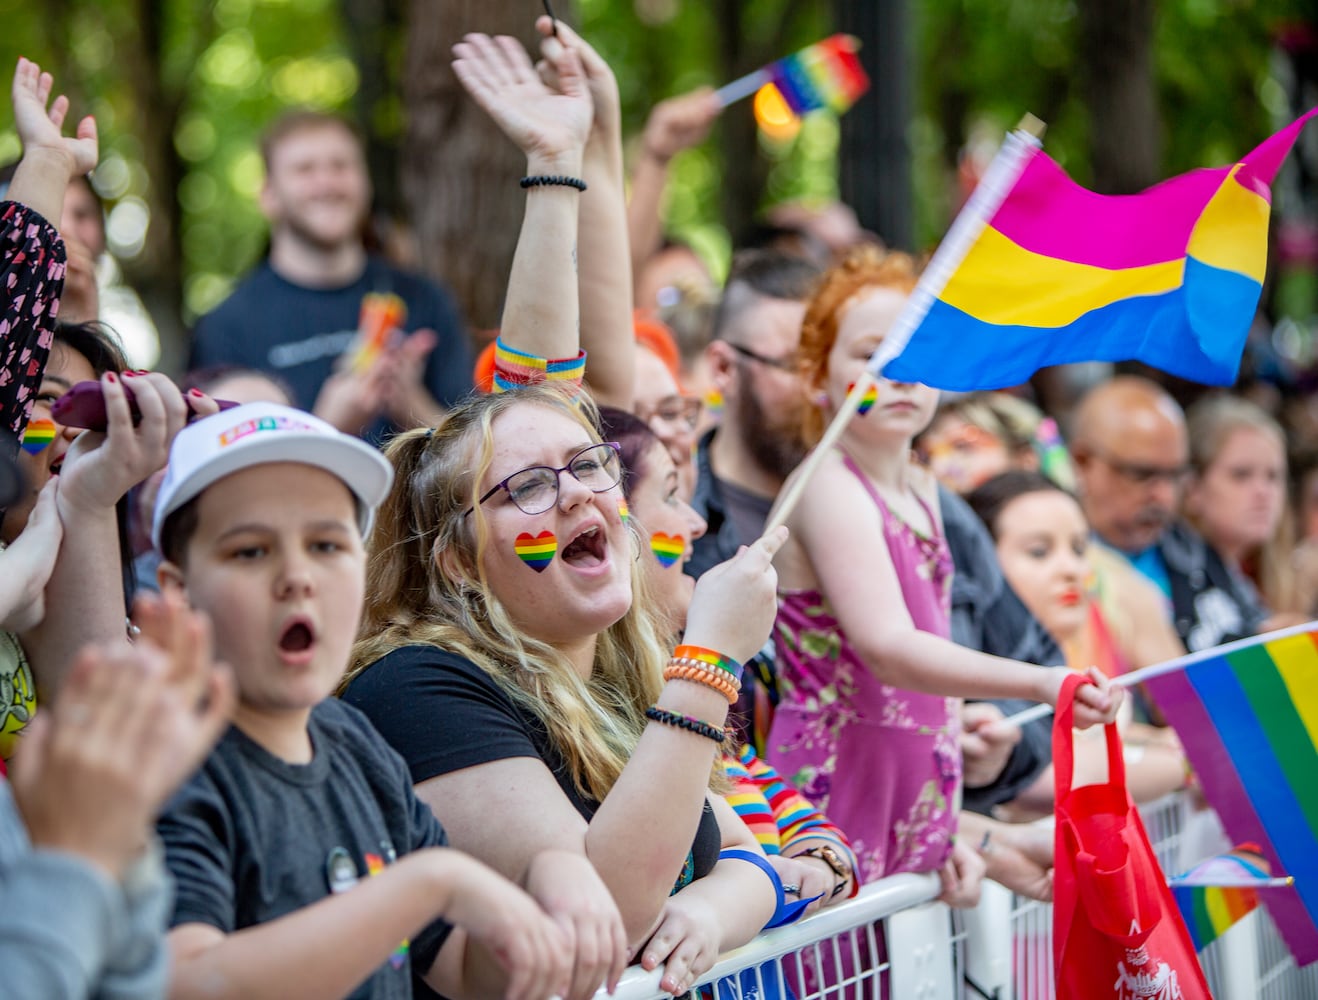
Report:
762,116,1045,536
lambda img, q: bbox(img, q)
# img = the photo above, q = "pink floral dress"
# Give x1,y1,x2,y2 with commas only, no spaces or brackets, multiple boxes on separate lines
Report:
766,454,960,883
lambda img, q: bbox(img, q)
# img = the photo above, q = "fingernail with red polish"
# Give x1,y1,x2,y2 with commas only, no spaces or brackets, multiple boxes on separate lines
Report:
105,372,116,383
188,388,203,397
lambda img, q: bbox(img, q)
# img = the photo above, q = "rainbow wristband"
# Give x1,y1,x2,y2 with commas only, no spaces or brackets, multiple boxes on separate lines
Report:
673,645,742,681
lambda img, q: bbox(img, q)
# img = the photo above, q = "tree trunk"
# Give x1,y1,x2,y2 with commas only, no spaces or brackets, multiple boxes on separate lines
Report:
1076,0,1160,194
836,0,912,250
341,0,408,223
402,0,553,333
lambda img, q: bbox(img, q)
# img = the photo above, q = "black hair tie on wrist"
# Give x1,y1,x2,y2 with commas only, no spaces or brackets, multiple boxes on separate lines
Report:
520,175,588,192
645,706,726,744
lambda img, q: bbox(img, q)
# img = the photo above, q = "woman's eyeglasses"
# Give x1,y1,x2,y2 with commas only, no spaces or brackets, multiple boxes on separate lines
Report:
466,442,623,516
638,395,703,431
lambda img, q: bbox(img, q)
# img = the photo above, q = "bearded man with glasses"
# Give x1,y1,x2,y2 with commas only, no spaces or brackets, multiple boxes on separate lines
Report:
688,249,821,580
1071,376,1267,652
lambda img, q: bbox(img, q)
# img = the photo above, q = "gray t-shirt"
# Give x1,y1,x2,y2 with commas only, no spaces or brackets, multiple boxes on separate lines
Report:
157,698,454,999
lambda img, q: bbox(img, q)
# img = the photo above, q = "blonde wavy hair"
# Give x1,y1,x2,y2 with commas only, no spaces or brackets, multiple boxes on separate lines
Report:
798,246,921,445
342,385,669,802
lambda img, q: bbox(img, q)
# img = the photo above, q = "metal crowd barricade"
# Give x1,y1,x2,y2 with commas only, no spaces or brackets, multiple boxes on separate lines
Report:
604,791,1317,1000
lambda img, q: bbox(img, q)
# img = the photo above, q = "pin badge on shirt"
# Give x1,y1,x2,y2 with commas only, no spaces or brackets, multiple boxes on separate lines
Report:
326,846,359,894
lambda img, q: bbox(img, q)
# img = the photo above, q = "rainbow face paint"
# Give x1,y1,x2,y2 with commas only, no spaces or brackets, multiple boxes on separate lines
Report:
618,497,630,524
650,532,685,568
848,382,878,416
21,418,56,455
515,531,557,572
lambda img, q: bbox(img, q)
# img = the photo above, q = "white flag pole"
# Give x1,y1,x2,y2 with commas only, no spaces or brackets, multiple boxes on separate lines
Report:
1000,618,1318,729
763,116,1044,536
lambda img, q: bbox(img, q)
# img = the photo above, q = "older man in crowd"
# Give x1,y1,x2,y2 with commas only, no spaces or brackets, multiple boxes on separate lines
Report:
1071,375,1267,651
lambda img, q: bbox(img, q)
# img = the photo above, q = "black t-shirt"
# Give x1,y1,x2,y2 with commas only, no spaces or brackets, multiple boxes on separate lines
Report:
157,698,454,1000
341,644,721,883
190,257,473,439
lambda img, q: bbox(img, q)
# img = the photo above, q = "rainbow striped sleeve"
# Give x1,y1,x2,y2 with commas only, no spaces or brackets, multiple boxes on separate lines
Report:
492,337,586,398
723,750,782,853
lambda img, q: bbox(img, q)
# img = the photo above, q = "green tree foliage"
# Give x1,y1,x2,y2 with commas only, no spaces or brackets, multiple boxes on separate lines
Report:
0,0,1312,354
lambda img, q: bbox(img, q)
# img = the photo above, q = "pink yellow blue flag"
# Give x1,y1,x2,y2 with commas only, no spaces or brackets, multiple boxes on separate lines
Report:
869,110,1318,390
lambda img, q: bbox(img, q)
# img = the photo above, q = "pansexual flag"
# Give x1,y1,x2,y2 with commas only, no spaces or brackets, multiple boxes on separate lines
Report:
767,35,869,115
1170,844,1272,951
873,110,1318,390
1143,624,1318,964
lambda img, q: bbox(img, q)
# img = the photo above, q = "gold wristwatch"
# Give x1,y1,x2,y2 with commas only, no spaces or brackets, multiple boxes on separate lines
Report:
794,844,852,897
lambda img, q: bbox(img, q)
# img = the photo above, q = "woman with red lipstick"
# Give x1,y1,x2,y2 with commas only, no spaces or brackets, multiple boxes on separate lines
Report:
965,470,1190,806
764,247,1122,895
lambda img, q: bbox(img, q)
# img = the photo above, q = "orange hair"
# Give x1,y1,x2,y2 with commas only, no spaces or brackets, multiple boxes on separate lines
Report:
798,246,921,444
633,311,682,380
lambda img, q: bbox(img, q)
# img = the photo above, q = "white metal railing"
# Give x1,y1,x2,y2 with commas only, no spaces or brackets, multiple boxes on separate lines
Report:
602,792,1317,1000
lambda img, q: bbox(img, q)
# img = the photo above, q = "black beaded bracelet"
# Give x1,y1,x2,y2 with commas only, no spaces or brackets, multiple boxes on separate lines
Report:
645,706,726,744
520,174,588,192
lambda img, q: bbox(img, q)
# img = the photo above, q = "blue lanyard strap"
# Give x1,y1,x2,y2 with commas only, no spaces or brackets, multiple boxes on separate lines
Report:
718,848,822,928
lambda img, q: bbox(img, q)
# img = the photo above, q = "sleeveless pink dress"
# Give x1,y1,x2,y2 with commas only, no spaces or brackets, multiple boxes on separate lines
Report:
766,455,961,882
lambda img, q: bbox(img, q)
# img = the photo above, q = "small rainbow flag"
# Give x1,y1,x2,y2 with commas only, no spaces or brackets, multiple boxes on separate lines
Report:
715,36,869,116
1143,624,1318,964
21,418,56,455
1170,844,1276,951
869,110,1318,390
767,35,869,116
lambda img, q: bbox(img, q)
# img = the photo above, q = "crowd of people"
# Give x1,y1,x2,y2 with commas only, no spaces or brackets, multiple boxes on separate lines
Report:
0,16,1307,1000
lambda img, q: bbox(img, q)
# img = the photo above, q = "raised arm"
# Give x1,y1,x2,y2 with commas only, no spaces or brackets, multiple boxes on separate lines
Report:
452,32,591,368
1,59,98,450
626,88,719,297
533,17,635,409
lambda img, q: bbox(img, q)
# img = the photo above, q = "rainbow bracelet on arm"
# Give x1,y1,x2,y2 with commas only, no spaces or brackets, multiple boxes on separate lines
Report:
673,645,743,682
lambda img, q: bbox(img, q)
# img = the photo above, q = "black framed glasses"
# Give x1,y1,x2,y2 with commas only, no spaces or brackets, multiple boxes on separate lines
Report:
727,342,799,373
466,442,623,516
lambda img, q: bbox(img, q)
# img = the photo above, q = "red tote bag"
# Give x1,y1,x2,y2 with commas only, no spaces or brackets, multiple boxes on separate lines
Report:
1052,673,1212,999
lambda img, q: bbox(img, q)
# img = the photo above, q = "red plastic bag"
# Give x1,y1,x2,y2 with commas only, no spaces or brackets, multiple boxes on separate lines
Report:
1053,673,1212,999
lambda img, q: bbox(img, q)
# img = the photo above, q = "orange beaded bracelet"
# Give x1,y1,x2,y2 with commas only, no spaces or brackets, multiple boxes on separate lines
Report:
662,661,740,703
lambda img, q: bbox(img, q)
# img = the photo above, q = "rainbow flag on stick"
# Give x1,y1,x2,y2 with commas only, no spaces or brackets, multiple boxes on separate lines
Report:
1142,624,1318,965
866,109,1318,390
1170,844,1290,951
714,35,869,114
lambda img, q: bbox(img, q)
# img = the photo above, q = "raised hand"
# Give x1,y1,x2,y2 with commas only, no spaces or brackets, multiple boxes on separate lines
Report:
451,32,592,168
58,372,214,516
11,57,98,178
9,623,234,880
641,89,721,165
532,16,620,151
684,525,788,666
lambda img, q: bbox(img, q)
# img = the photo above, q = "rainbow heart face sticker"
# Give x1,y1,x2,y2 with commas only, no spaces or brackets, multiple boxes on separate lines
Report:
650,532,685,568
515,531,557,572
848,382,878,416
21,418,56,455
617,497,630,524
